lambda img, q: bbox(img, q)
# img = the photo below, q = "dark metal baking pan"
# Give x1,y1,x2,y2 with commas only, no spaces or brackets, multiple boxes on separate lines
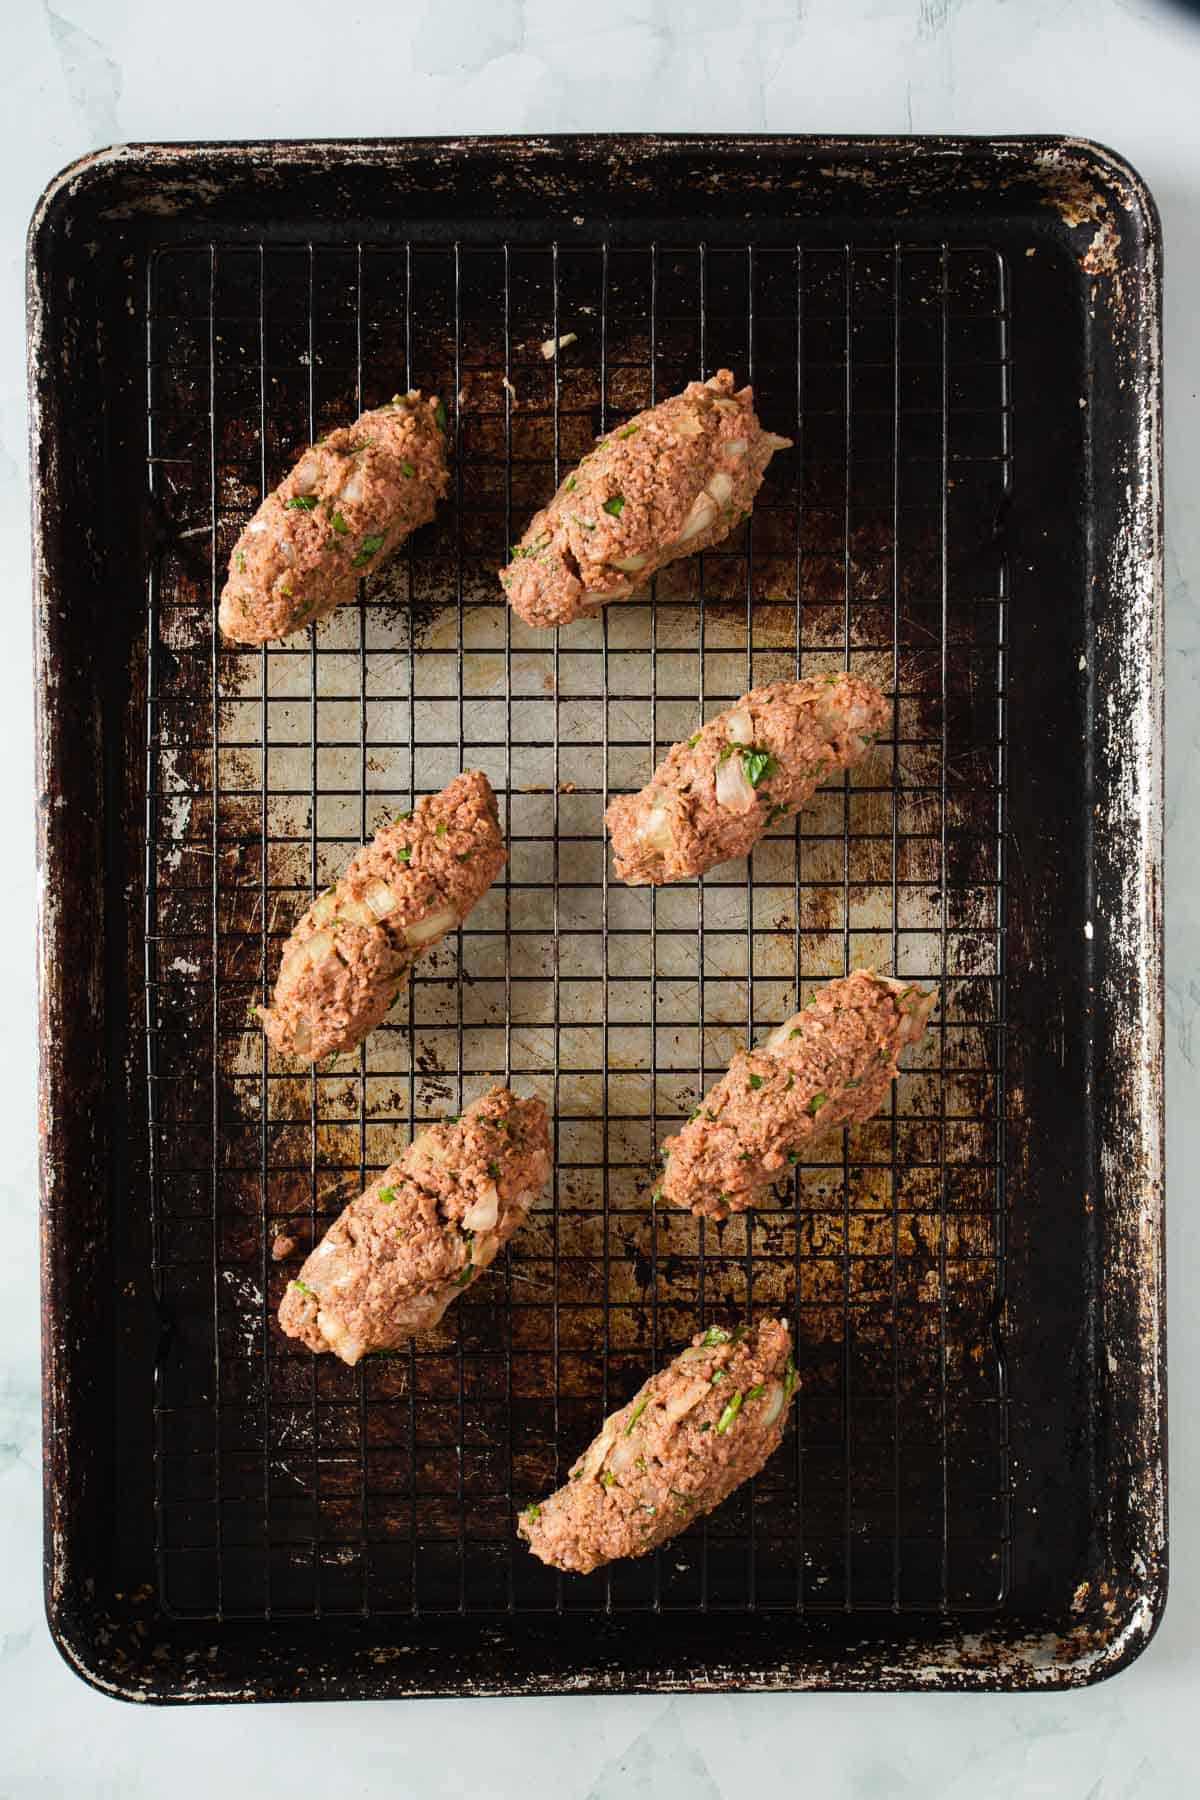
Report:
31,135,1163,1701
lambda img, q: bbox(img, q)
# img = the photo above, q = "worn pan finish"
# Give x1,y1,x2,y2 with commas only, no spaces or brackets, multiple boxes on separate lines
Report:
31,136,1162,1700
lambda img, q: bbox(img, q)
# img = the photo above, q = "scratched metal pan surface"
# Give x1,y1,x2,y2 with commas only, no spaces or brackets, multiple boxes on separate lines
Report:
30,136,1162,1701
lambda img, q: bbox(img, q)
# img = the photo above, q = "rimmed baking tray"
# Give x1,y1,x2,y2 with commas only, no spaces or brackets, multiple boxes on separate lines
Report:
31,135,1163,1701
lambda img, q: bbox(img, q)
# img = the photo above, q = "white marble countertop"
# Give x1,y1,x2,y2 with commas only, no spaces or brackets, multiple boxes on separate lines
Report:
3,0,1198,1792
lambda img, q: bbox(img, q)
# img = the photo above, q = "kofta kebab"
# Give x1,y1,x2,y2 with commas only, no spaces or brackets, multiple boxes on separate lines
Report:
225,371,936,1575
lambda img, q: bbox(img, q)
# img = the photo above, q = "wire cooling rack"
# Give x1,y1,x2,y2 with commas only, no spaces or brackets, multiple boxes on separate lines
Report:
144,237,1011,1621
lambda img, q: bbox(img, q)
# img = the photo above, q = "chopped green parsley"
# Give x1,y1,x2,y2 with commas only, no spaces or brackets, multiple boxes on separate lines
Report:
352,532,386,568
624,1397,649,1435
716,1391,743,1435
742,748,780,788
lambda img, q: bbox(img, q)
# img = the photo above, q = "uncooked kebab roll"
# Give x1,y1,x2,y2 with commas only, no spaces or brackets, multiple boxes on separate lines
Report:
518,1318,794,1574
500,370,791,629
219,392,448,644
606,673,889,886
659,970,938,1221
258,770,504,1063
279,1088,551,1365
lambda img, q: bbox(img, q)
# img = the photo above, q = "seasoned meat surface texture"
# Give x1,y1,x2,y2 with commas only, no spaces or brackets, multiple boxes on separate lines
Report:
278,1088,551,1365
219,392,448,644
518,1319,794,1574
606,673,889,886
660,970,938,1220
259,770,505,1063
500,370,791,629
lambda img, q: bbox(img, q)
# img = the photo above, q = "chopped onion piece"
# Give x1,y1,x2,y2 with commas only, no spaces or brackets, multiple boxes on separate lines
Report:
674,413,703,438
247,518,270,536
339,473,364,505
293,457,319,494
680,1345,715,1365
675,494,717,543
704,375,724,389
579,1421,619,1479
713,396,740,414
763,1382,786,1425
763,432,794,452
612,551,650,573
394,1290,447,1334
404,907,457,947
725,710,752,744
762,1014,802,1055
607,1435,640,1475
290,1017,312,1057
336,897,376,927
471,1232,500,1272
725,437,748,458
362,879,397,919
636,803,674,854
461,1183,500,1233
715,753,757,813
664,1378,711,1423
317,1310,367,1365
310,891,338,927
281,929,337,983
277,538,296,566
890,982,937,1045
540,332,578,358
706,472,734,506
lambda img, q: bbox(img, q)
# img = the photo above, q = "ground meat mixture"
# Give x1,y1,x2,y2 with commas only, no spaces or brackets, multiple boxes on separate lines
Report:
659,970,938,1221
219,392,449,644
259,770,504,1063
500,370,791,629
278,1088,551,1365
518,1318,794,1574
606,673,889,886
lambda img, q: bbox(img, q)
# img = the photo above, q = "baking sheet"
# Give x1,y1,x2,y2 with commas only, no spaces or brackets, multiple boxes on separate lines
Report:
31,135,1163,1699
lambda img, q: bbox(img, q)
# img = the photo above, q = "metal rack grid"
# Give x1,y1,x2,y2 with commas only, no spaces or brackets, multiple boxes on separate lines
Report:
144,236,1011,1621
